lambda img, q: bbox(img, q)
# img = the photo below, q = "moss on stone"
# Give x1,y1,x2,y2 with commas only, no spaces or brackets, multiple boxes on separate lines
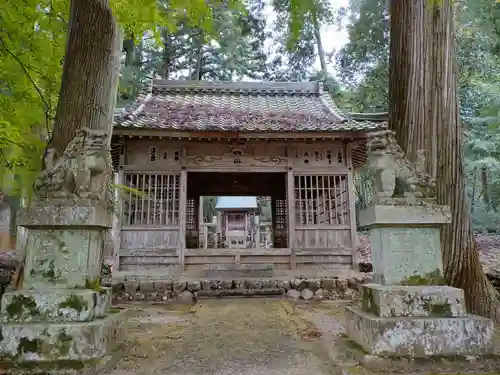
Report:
361,287,378,315
57,329,73,355
6,295,39,318
400,269,445,286
38,258,57,281
85,279,108,294
343,338,368,354
17,337,42,356
58,294,88,312
423,301,452,317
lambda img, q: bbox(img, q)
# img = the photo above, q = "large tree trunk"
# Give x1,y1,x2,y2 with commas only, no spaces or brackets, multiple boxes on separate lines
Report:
389,0,500,320
49,0,121,156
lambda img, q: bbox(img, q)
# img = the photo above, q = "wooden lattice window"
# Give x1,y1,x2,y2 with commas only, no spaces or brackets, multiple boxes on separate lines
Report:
274,199,287,230
294,174,349,226
123,173,180,226
186,198,197,230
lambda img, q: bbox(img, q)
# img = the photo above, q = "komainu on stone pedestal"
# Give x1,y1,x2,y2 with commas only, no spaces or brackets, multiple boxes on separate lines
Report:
0,128,126,373
366,130,436,205
34,127,114,208
347,181,495,360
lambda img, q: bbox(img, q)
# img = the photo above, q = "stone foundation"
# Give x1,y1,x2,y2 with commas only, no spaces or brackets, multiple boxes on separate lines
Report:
111,275,371,302
0,288,112,323
346,284,495,357
1,200,127,372
346,307,493,357
360,284,467,317
0,310,126,363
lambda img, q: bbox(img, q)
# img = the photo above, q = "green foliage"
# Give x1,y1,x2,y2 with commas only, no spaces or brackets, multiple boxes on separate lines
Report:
0,0,66,195
336,0,500,232
267,0,334,80
0,0,242,197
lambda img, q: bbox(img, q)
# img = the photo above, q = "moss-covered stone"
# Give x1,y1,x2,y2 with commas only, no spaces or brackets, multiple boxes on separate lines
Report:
400,269,445,286
38,258,57,281
361,287,379,315
423,301,453,317
17,337,42,357
58,294,88,312
57,329,73,355
85,279,108,294
5,295,39,318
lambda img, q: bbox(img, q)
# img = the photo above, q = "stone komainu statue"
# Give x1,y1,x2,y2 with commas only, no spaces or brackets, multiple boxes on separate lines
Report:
34,127,114,207
366,130,436,204
8,128,115,292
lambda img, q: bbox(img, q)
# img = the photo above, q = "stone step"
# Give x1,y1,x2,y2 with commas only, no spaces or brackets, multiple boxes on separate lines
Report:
197,288,283,298
203,263,274,271
202,263,275,278
361,283,467,318
0,288,112,323
346,306,494,357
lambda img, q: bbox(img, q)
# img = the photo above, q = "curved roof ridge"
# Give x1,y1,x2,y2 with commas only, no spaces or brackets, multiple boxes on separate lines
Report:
113,79,387,134
152,79,320,94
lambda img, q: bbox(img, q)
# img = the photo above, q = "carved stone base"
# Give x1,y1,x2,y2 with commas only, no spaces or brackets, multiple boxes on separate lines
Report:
346,283,494,358
0,288,112,323
0,310,126,364
345,306,493,357
361,284,466,318
358,204,450,285
6,199,125,372
17,201,110,290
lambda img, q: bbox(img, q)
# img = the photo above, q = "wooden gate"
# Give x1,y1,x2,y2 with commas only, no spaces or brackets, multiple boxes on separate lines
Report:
291,172,353,269
120,172,181,270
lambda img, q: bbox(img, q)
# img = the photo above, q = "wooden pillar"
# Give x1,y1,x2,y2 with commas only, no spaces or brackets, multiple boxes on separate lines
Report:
270,196,276,248
287,169,296,269
255,214,261,249
110,170,123,272
16,197,27,251
346,144,359,270
0,203,11,251
179,169,187,266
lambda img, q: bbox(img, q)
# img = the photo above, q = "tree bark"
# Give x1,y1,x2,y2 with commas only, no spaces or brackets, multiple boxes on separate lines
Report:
389,0,500,319
313,17,328,76
49,0,121,156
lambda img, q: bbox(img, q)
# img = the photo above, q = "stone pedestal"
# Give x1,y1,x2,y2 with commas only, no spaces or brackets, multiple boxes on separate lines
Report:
0,201,126,371
346,204,494,358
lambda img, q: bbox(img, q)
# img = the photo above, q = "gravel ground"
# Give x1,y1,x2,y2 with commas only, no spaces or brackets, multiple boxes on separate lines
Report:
105,299,345,375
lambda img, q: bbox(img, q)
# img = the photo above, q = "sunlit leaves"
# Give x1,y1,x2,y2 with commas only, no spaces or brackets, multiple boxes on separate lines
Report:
0,0,243,196
0,0,66,193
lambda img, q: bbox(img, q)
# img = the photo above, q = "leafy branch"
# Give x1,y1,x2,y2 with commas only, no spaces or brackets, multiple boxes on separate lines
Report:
0,34,53,131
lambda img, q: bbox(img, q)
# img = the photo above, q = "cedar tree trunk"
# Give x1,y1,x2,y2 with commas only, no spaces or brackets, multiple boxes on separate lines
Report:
49,0,121,156
389,0,500,319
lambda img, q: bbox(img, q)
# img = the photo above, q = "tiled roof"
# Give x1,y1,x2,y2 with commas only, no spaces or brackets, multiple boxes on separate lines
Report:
114,80,387,133
215,196,258,210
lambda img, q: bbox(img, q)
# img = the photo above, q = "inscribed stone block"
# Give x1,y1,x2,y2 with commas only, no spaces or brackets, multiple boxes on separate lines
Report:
370,227,443,285
361,284,466,317
22,228,103,289
345,306,494,357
